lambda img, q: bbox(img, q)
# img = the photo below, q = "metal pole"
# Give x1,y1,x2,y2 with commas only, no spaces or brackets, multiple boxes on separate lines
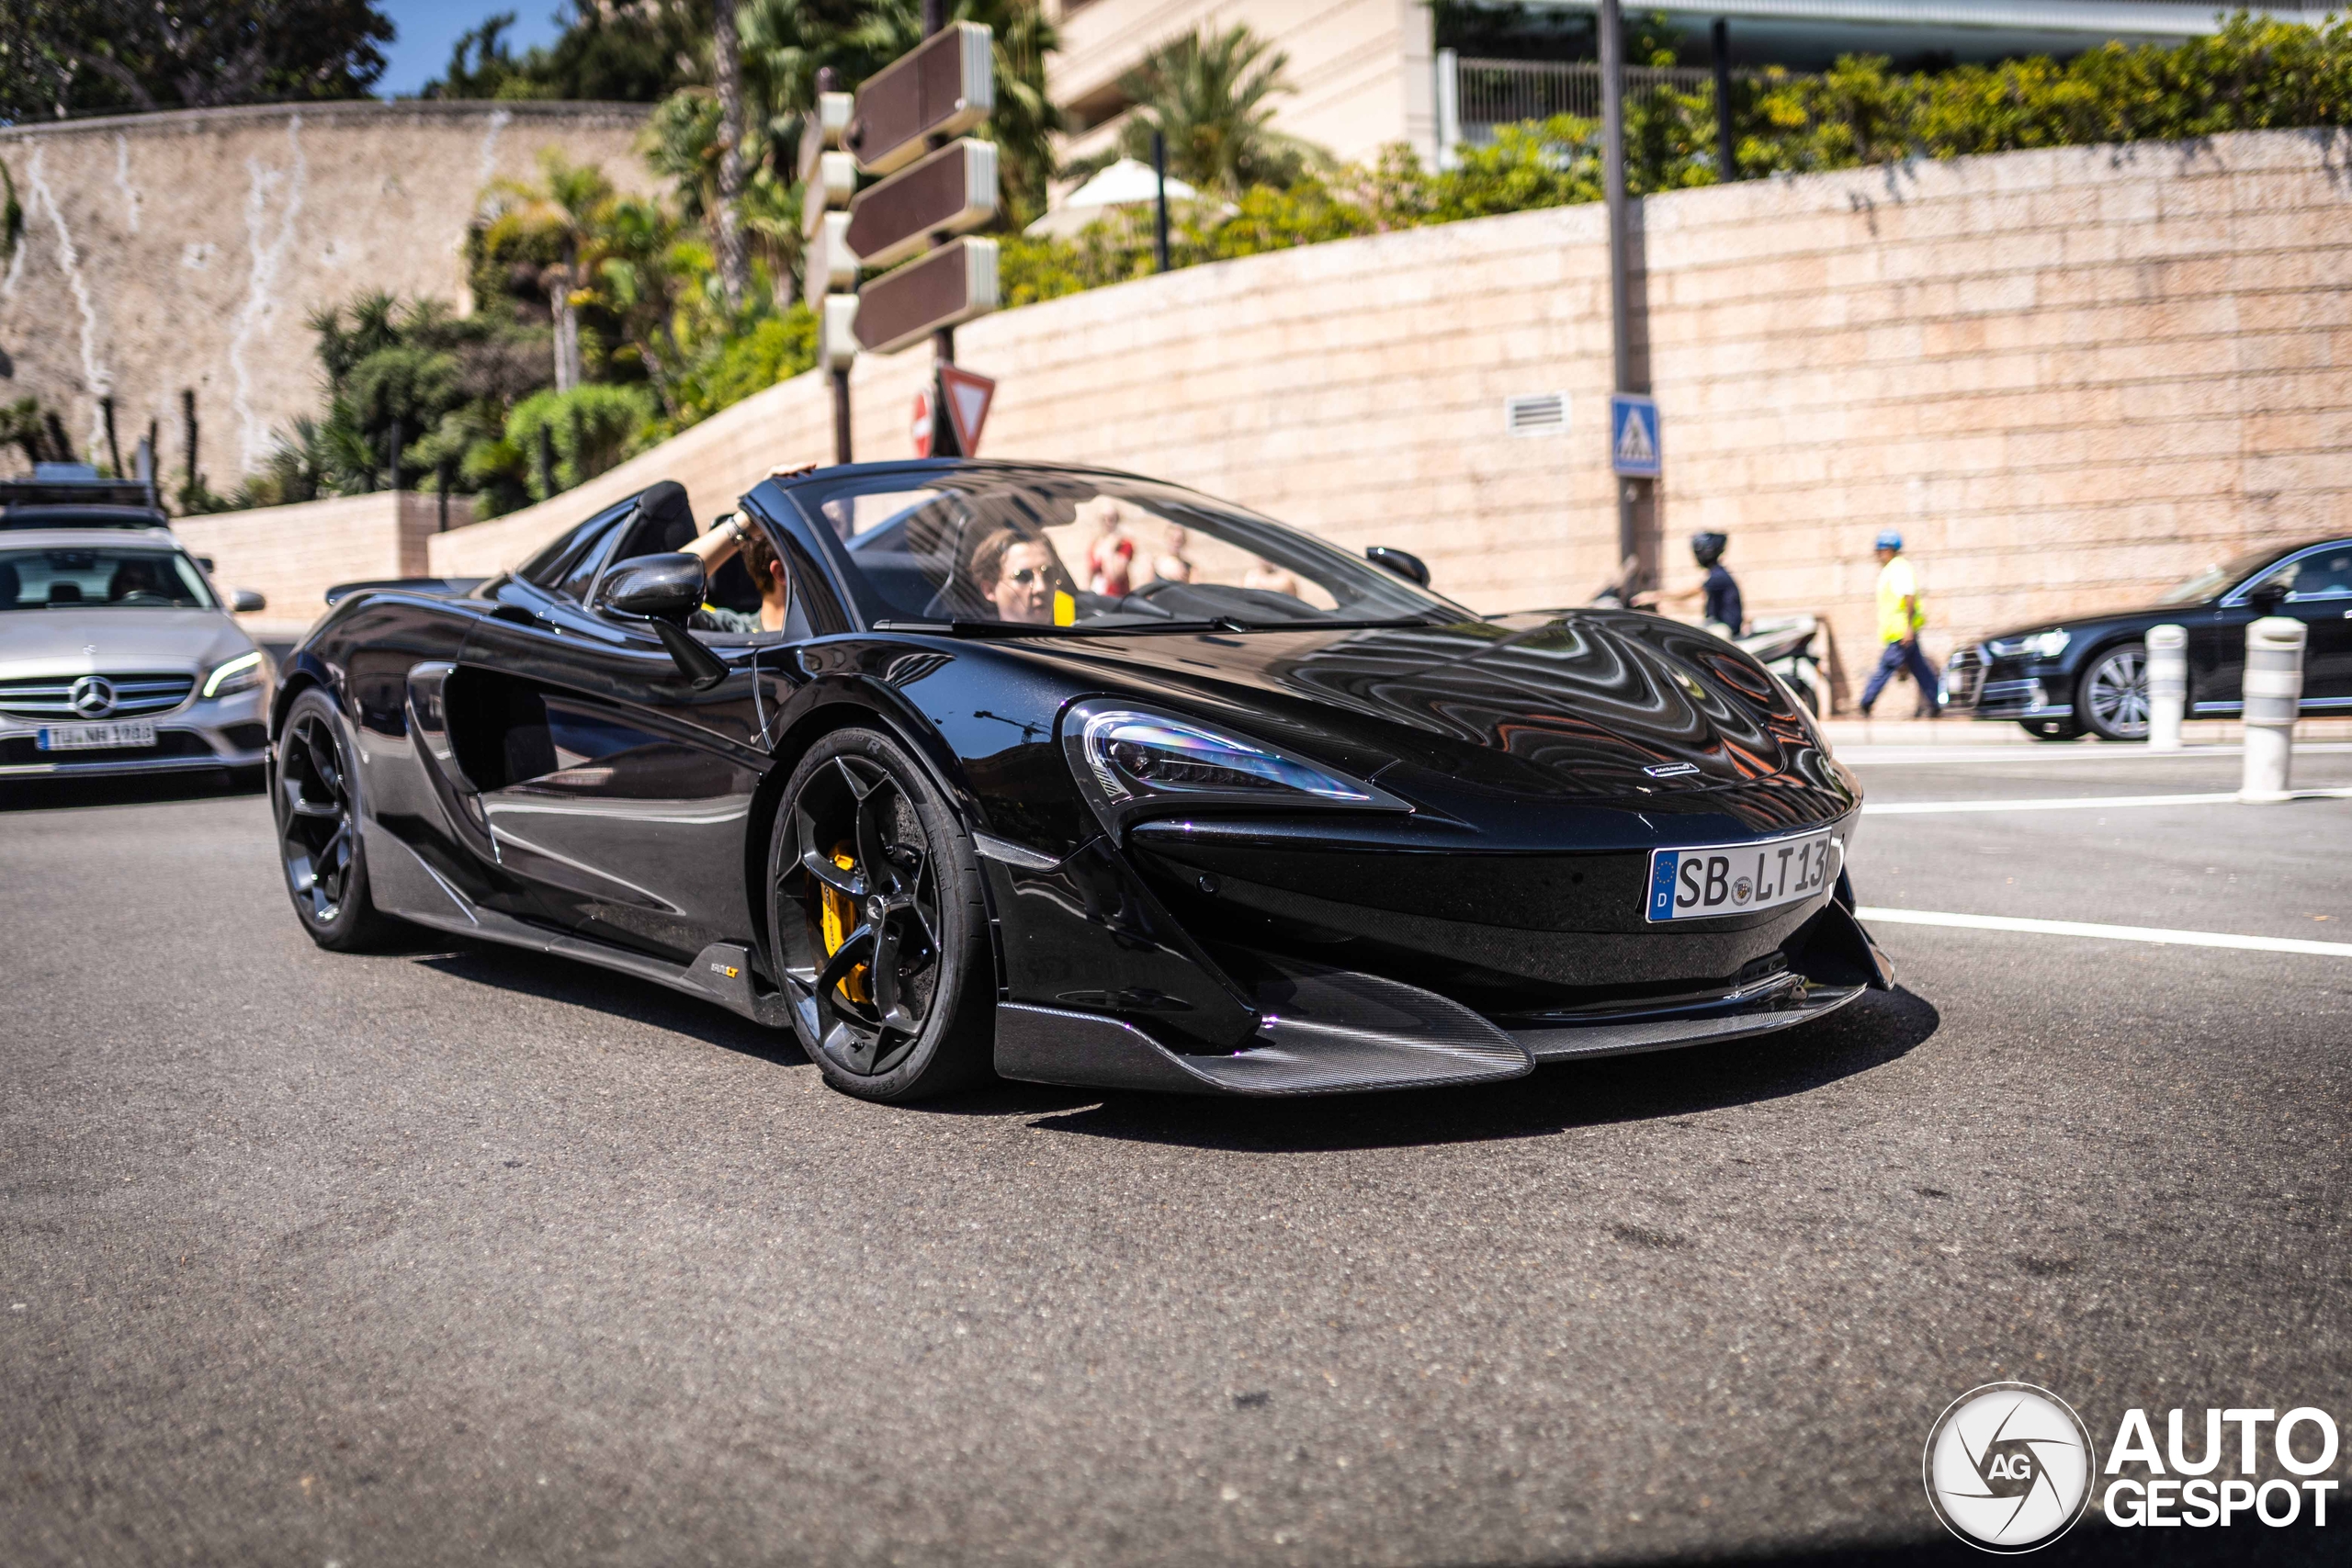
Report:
1712,18,1736,183
815,65,854,468
922,0,962,457
1600,0,1641,580
1152,130,1170,273
388,419,403,493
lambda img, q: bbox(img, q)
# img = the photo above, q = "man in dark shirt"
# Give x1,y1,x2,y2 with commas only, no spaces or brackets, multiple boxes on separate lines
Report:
1635,532,1744,635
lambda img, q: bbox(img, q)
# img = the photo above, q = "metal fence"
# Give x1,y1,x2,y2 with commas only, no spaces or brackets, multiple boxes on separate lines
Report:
1453,58,1724,131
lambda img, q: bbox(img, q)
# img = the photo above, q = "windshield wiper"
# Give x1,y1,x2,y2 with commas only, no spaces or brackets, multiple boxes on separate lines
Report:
871,614,1442,638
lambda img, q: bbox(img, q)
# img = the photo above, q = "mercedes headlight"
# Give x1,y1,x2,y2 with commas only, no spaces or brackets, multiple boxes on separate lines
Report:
1060,700,1405,833
201,649,266,698
1987,629,2070,660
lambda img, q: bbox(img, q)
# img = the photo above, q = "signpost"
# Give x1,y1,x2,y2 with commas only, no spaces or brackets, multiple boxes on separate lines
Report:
801,16,1002,463
1610,393,1661,478
939,365,995,455
843,24,993,175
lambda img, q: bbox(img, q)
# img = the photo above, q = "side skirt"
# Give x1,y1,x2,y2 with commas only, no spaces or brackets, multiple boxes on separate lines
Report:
365,819,793,1030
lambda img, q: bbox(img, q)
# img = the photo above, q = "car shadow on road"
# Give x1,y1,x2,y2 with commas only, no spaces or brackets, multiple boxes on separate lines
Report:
410,942,814,1068
1025,986,1940,1153
0,769,264,812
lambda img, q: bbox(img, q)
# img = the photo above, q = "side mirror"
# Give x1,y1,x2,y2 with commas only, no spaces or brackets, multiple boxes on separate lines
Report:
594,552,729,691
1365,546,1430,587
595,552,707,621
2248,581,2290,615
231,588,266,614
198,555,217,572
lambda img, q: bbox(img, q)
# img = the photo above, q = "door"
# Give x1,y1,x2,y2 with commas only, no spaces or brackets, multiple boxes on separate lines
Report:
453,573,785,964
2276,541,2352,705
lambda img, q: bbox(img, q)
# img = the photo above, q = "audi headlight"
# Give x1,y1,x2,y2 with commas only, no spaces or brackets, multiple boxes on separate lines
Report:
201,649,266,698
1987,629,2070,660
1060,700,1405,833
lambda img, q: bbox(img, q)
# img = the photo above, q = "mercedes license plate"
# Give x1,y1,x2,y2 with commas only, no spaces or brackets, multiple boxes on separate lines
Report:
1646,826,1842,922
37,720,157,751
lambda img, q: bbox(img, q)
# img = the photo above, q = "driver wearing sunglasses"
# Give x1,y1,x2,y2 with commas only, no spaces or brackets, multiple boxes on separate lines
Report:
969,527,1062,625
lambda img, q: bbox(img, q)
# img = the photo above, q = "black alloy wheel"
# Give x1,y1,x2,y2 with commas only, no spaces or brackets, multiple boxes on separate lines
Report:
770,728,992,1101
2079,642,2150,741
273,689,398,950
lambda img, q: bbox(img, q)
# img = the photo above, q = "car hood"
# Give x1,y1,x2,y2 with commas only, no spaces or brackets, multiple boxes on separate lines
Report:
0,608,255,677
1006,609,1824,803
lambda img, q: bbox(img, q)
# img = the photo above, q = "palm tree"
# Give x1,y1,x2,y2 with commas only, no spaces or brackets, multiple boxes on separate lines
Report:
481,152,616,392
712,0,751,310
1110,25,1329,197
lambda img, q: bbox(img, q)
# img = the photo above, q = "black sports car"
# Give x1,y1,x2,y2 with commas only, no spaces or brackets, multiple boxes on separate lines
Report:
270,460,1888,1101
1943,536,2352,740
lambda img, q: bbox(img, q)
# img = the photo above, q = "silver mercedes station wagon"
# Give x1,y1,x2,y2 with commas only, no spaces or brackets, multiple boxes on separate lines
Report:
0,527,274,779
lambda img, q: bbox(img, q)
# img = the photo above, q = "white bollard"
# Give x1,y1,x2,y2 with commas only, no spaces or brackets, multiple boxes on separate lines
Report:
2145,624,2187,750
2240,615,2305,802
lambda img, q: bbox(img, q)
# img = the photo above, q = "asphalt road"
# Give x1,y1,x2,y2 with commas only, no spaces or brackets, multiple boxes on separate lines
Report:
2,746,2346,1567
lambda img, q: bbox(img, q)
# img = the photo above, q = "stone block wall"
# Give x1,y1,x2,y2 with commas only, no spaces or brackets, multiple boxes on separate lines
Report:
0,101,651,491
407,127,2350,694
175,491,465,634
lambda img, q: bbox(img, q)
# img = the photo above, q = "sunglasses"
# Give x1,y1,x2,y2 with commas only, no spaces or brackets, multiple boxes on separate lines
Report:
1005,567,1051,587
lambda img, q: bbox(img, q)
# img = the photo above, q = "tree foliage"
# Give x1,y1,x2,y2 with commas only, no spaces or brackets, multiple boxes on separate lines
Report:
1097,25,1329,197
0,1,392,122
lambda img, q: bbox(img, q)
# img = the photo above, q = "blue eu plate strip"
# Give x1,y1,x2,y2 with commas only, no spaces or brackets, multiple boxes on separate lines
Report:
1648,851,1679,921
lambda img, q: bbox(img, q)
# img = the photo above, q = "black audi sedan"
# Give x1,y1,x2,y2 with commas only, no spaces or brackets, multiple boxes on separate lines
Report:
1944,536,2352,739
268,460,1888,1102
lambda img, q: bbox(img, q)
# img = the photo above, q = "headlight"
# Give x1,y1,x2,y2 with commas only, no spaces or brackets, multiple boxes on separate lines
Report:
201,650,266,698
1987,629,2070,660
1060,700,1405,833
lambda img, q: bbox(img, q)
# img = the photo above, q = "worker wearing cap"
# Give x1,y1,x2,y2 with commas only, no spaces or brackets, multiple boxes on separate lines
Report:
1860,530,1939,717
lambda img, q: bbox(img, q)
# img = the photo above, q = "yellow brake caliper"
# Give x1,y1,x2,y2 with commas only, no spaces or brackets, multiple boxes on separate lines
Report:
818,846,870,1004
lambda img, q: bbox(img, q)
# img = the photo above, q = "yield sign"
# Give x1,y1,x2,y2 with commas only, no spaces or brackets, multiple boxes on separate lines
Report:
940,365,996,456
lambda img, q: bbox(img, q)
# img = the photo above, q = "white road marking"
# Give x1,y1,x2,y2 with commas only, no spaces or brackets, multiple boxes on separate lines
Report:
1856,908,2352,958
1838,742,2352,765
1863,788,2352,815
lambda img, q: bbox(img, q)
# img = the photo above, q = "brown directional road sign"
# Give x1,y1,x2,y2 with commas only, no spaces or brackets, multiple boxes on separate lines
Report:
846,140,998,272
854,237,1000,355
846,22,993,175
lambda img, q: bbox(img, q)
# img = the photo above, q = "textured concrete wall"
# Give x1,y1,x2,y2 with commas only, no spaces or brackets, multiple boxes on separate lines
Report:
0,101,651,488
400,126,2348,687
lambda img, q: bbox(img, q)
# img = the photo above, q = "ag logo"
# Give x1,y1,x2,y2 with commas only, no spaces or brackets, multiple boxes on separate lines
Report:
1923,1382,2095,1552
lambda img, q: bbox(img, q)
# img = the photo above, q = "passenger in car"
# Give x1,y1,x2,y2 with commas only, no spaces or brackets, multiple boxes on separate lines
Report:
682,513,789,635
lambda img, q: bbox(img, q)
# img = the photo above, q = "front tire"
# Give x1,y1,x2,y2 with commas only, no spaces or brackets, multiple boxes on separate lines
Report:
273,688,401,951
768,728,994,1102
2078,643,2150,741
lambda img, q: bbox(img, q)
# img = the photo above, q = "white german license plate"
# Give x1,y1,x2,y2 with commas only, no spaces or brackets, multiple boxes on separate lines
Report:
37,720,157,751
1645,825,1843,922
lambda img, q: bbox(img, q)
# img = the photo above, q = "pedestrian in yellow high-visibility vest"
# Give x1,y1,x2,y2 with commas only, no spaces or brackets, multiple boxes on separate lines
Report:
1860,530,1939,717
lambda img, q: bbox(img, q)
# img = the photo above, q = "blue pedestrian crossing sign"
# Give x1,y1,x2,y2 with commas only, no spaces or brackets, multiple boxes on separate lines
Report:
1610,393,1662,478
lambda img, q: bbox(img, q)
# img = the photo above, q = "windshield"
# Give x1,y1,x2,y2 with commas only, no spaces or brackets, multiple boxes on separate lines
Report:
814,471,1455,632
0,547,217,611
2155,547,2283,606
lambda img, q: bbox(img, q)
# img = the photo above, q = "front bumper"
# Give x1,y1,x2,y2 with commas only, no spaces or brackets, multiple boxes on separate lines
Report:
0,689,270,777
990,874,1894,1098
1943,648,2072,721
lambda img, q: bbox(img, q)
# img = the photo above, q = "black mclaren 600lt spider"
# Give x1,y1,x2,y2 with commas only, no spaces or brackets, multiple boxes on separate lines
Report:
270,459,1890,1101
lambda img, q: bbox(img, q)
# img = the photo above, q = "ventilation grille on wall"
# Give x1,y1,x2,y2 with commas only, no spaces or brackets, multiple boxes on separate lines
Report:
1505,391,1568,436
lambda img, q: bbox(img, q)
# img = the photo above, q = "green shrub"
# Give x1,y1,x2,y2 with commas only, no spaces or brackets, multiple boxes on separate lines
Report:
505,385,658,502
